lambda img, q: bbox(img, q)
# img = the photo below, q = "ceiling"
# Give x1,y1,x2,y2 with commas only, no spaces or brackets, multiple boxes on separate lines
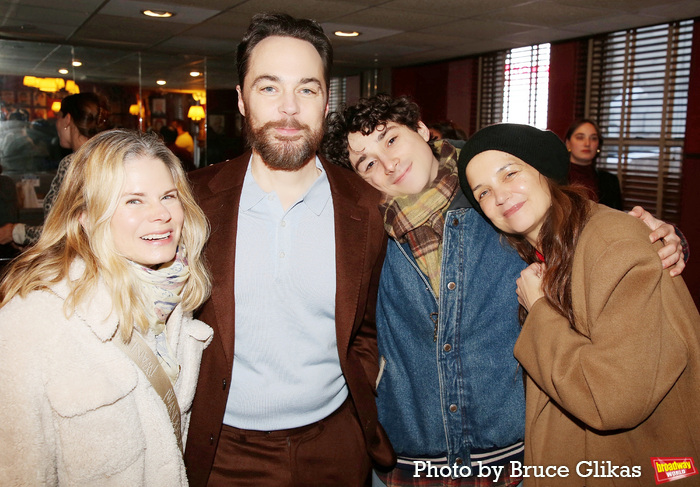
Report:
1,0,699,90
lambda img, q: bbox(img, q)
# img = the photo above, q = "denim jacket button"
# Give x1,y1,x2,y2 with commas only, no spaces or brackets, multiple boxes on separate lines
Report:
447,282,456,290
443,343,452,352
449,404,458,412
455,457,463,465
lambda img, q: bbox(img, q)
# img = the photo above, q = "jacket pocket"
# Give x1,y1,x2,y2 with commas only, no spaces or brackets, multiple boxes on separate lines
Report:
45,346,146,484
51,394,147,484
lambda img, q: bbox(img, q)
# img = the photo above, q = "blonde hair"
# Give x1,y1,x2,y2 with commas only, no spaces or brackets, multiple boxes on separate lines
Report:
0,129,211,340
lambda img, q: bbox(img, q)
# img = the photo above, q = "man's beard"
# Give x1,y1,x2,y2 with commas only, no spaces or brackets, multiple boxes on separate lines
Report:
245,117,324,171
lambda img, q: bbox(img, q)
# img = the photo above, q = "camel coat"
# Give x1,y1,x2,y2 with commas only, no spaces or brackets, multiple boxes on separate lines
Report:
0,261,213,486
515,204,700,486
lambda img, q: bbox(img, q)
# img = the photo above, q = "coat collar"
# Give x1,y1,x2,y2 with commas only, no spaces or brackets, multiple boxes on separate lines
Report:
49,259,120,343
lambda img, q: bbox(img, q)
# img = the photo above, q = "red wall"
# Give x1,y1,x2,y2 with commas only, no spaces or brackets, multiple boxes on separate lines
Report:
391,59,477,135
547,40,584,138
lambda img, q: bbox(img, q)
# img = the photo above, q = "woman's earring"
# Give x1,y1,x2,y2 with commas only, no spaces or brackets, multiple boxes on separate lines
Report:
596,149,600,154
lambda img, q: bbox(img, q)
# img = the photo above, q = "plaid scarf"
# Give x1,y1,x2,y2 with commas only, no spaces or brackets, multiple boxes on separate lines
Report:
380,141,459,297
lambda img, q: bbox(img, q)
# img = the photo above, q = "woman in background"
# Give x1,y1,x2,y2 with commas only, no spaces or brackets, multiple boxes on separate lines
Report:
0,129,212,485
458,123,700,486
0,92,110,246
565,118,622,209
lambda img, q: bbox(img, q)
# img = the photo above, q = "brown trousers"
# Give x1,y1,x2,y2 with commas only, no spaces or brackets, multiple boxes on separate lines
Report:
207,399,372,487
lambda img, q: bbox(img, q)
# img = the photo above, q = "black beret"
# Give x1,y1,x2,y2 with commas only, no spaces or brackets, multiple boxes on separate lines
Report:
457,123,569,215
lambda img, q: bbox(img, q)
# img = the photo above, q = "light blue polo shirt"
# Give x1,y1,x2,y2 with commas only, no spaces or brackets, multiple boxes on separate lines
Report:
223,156,347,430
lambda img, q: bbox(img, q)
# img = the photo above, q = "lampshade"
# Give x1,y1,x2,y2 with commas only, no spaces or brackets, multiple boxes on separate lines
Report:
23,76,39,88
38,78,58,92
65,80,80,94
37,78,66,93
188,105,205,121
51,101,62,112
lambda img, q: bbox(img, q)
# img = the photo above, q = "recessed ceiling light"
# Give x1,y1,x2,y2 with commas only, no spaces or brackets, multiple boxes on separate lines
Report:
142,9,175,18
157,80,167,86
334,30,360,37
58,68,69,74
72,60,82,67
190,71,202,77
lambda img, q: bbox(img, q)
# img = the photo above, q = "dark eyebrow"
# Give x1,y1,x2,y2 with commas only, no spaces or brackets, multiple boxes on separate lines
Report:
471,164,513,192
251,74,281,86
377,125,396,143
354,154,367,167
300,77,323,87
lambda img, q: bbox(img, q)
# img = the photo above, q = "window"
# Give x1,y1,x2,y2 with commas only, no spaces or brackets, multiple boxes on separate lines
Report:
328,77,347,113
478,44,550,129
588,21,693,222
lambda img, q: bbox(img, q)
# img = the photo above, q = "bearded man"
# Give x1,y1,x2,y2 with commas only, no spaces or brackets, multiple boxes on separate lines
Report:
183,13,395,487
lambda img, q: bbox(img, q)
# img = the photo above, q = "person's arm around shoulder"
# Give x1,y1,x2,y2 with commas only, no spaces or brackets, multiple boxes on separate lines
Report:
514,211,688,431
629,206,687,276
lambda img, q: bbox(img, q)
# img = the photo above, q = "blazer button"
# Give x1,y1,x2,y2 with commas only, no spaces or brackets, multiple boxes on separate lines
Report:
222,378,227,390
210,434,214,445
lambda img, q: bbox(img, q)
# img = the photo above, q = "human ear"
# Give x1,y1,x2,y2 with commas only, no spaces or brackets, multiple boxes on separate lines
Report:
417,121,430,142
236,85,246,117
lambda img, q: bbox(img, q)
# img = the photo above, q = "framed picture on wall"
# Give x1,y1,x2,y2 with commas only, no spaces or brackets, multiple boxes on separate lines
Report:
1,91,15,105
33,91,47,107
151,97,166,116
17,91,31,106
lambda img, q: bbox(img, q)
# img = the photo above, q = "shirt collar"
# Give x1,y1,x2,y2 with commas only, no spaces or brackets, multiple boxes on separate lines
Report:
240,155,330,215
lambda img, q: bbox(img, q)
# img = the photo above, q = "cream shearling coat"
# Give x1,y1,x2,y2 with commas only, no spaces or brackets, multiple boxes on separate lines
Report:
0,262,213,486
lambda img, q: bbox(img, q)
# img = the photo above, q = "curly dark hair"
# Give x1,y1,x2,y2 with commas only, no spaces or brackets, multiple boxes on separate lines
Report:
322,94,422,169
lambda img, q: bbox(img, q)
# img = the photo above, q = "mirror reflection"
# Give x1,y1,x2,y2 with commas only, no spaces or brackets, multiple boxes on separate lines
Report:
0,39,244,255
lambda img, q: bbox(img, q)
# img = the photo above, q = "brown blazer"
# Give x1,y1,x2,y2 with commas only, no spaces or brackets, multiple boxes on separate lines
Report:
515,204,700,486
183,152,395,486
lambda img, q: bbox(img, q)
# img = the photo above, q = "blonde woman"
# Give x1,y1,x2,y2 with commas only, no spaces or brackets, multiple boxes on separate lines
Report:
0,129,212,485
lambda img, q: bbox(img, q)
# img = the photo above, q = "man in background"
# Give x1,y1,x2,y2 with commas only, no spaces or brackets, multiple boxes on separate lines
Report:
170,118,194,155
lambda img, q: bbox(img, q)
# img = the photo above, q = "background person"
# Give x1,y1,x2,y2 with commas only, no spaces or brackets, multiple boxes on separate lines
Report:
0,92,110,247
459,123,700,486
171,119,194,155
564,118,622,209
161,125,196,172
0,129,212,485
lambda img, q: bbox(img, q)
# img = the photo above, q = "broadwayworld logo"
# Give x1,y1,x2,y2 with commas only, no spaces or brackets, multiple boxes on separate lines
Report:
651,457,698,484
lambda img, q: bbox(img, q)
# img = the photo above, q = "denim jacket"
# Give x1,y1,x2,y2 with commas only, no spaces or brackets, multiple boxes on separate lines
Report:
375,201,526,467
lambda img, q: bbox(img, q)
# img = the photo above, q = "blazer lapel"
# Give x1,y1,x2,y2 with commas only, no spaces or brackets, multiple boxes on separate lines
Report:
324,159,375,360
195,153,250,367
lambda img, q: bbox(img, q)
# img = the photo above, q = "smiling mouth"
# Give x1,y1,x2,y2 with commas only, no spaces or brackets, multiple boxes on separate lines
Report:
141,232,171,241
393,163,411,184
503,202,524,218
